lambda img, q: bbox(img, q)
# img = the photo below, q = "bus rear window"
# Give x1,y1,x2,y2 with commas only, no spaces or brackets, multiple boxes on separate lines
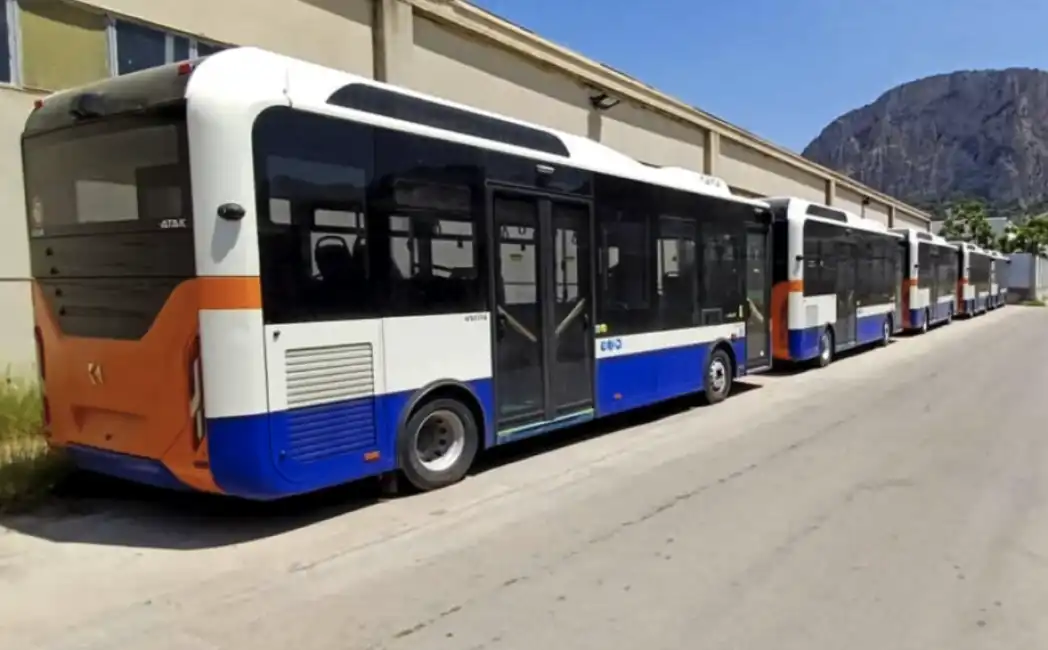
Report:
23,107,190,237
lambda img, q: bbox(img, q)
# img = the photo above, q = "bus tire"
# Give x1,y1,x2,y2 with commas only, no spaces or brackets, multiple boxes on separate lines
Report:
816,328,833,368
397,397,480,492
920,309,930,333
880,317,892,347
703,347,734,405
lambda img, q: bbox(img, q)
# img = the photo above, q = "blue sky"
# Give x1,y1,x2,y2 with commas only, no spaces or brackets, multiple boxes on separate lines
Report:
472,0,1048,153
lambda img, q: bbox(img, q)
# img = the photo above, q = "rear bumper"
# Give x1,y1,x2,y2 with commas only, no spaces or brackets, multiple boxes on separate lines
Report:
65,444,193,492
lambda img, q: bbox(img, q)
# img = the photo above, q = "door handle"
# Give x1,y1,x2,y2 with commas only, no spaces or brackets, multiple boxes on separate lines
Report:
581,311,590,330
496,312,507,340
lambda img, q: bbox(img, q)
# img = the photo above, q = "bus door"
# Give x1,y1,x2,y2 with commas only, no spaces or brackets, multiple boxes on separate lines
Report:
836,237,858,346
744,222,772,371
893,241,905,330
927,245,941,311
489,188,595,434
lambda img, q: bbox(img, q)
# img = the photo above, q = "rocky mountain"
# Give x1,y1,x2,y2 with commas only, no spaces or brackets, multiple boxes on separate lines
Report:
802,67,1048,217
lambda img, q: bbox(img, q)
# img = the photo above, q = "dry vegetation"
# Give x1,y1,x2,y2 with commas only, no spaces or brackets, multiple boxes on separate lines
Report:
0,372,67,512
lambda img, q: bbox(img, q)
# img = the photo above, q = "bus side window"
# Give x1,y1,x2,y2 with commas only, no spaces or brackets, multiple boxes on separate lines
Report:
253,107,374,324
372,129,486,317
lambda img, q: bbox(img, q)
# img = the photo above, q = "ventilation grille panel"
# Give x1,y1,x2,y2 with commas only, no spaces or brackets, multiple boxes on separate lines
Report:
282,343,376,463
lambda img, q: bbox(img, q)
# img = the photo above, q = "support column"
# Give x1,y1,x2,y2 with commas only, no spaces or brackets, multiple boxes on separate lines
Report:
887,204,896,228
373,0,414,84
825,178,836,206
703,130,720,176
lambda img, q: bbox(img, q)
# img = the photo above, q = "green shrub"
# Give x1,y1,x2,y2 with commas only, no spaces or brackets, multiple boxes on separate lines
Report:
1020,299,1046,307
0,373,68,512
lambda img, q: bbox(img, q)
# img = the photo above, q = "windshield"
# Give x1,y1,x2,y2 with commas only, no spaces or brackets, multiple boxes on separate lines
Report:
23,105,190,237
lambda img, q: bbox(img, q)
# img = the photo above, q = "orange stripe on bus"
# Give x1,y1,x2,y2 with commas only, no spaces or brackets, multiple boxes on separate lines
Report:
900,279,914,327
198,276,262,310
770,279,802,361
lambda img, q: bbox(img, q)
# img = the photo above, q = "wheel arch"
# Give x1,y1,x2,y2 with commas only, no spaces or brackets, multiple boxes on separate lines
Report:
395,380,490,453
709,337,738,376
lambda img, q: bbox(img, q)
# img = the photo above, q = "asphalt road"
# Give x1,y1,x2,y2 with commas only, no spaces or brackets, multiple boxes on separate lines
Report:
1,306,1046,650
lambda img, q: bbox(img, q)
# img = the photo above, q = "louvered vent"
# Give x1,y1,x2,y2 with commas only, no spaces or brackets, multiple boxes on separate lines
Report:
283,343,377,463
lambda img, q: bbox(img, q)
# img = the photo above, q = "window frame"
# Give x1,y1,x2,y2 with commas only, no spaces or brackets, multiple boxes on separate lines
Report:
107,15,226,76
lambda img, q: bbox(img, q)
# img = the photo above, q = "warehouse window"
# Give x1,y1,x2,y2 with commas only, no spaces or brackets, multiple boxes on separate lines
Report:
16,1,229,90
113,19,226,75
0,0,12,83
19,0,109,90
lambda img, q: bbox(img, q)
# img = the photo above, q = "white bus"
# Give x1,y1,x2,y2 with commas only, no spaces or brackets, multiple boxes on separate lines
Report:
892,228,957,331
950,241,994,316
24,47,775,500
765,198,903,367
988,250,1010,309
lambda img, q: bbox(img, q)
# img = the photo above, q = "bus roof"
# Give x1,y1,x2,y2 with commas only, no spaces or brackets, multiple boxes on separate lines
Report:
890,227,956,249
27,47,766,210
947,240,994,256
763,196,901,237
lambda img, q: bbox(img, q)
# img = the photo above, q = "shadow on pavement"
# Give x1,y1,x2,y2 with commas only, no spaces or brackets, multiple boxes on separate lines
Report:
762,339,896,377
0,382,762,552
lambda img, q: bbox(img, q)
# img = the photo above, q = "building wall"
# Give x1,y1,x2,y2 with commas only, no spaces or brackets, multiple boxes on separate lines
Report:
410,15,590,135
895,210,929,231
834,185,866,220
718,139,825,202
599,101,706,171
864,200,890,226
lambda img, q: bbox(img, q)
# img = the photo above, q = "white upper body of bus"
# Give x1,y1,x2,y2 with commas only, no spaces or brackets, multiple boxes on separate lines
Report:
762,197,901,332
764,197,897,283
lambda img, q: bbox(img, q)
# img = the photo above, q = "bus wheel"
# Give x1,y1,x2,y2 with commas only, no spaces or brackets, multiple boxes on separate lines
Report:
880,318,892,347
816,329,833,368
703,347,734,405
398,397,480,492
920,310,930,333
946,307,953,323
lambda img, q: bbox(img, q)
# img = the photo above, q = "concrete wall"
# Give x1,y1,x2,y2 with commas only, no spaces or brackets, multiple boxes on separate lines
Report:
864,200,890,226
718,139,825,202
0,0,936,371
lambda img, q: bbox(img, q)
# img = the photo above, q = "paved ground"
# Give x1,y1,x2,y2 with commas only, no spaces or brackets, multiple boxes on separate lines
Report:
1,306,1046,650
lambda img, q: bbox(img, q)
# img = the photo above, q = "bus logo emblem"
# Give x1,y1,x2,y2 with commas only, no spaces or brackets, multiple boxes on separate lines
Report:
87,363,104,386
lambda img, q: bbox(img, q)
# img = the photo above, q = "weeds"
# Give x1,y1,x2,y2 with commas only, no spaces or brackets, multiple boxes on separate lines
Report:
0,373,67,512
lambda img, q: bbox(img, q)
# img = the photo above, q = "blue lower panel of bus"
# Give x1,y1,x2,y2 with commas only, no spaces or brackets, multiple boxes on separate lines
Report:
594,338,747,417
207,379,495,500
66,444,192,492
787,313,889,361
909,301,954,329
206,339,750,499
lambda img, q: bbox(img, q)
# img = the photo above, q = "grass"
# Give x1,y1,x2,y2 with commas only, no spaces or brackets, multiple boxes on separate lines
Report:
0,373,68,513
1020,299,1046,307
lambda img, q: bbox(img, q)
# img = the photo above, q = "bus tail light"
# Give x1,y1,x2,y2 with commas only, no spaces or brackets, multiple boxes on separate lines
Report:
188,338,207,449
33,326,50,430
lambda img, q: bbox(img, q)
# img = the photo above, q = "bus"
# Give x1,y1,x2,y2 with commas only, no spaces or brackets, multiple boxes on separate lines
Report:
765,198,903,368
23,47,775,501
951,241,993,317
892,228,957,332
989,250,1010,309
